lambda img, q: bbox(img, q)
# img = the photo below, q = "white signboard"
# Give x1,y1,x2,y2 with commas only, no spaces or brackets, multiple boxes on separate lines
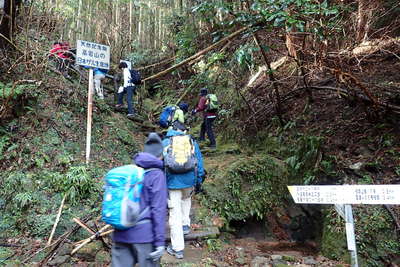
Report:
288,185,400,205
76,40,110,69
0,0,4,9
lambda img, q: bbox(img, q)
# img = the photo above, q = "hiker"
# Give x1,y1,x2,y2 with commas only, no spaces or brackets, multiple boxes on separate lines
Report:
159,102,189,131
192,88,218,148
162,128,205,259
116,62,141,118
49,41,69,77
94,68,107,99
111,133,167,267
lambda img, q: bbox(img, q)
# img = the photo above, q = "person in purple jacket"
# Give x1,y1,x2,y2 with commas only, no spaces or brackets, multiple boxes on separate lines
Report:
111,133,167,267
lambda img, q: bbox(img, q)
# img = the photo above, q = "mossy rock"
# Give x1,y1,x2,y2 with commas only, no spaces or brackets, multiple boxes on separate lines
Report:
95,250,111,265
75,241,103,261
320,208,349,262
201,154,288,221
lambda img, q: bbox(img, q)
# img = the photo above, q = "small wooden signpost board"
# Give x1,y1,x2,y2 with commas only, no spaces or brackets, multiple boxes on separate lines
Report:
288,185,400,267
75,40,110,164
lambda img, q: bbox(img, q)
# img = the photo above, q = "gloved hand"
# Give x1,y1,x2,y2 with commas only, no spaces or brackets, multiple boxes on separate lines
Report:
148,246,165,262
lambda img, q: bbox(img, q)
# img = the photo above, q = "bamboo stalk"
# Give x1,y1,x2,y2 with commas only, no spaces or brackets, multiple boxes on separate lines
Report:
73,218,95,234
47,195,66,246
143,26,249,82
71,224,111,255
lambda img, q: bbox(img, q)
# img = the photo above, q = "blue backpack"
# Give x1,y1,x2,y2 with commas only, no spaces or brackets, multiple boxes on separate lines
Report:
129,69,141,85
159,106,176,129
102,165,150,230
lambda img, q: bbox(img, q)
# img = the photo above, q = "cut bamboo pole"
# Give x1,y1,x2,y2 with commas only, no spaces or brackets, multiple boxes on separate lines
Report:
143,26,249,82
47,195,66,246
71,224,111,255
73,218,95,234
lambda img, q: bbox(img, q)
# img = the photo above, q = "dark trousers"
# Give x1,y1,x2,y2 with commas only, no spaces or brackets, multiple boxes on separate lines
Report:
117,86,135,114
200,117,216,146
111,242,159,267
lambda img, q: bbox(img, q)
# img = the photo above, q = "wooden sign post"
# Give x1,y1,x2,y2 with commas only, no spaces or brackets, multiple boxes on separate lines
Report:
288,185,400,267
76,40,110,164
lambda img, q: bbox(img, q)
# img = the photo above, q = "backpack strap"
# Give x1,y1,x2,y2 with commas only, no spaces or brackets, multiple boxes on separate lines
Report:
134,168,161,226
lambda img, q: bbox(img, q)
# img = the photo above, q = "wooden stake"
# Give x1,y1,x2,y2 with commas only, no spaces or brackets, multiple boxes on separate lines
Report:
86,68,94,164
47,195,66,246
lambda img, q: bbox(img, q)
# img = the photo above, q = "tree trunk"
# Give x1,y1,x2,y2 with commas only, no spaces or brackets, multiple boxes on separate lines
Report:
0,0,21,49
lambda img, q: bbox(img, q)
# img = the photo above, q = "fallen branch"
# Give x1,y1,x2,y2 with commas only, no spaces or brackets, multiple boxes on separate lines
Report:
36,215,94,266
47,195,66,246
143,26,250,82
137,57,175,71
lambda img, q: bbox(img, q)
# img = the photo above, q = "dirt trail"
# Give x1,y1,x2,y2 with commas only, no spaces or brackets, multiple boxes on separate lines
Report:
158,150,348,266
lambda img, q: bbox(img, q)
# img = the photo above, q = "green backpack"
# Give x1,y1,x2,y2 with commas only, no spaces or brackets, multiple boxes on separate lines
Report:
206,94,219,112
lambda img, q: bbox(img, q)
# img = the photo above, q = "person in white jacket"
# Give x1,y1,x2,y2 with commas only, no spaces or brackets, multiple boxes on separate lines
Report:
115,62,135,118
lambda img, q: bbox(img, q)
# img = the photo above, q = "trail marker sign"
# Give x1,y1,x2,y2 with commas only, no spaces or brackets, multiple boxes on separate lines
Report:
76,40,110,164
287,185,400,205
288,185,400,267
76,40,110,70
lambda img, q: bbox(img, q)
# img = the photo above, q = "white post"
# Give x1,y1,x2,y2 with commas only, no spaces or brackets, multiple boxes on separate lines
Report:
86,68,94,164
344,204,359,267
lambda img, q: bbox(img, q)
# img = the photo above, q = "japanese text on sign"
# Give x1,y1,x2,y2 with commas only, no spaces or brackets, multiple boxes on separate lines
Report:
288,185,400,204
76,40,110,69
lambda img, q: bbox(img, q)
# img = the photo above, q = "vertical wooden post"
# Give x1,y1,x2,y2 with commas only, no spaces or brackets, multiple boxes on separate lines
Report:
86,68,94,164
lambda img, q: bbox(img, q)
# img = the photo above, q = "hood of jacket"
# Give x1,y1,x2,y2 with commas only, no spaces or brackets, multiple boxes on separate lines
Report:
133,152,164,169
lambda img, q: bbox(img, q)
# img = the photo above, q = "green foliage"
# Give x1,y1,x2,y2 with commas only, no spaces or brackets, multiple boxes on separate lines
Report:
0,82,29,99
175,24,199,60
284,135,322,184
321,206,400,265
235,44,258,71
0,135,10,161
355,206,400,266
47,165,101,203
205,238,223,252
201,155,288,222
321,208,348,261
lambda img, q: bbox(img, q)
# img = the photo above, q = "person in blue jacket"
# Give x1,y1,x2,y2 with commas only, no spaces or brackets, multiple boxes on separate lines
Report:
162,129,205,259
112,133,167,267
94,68,107,99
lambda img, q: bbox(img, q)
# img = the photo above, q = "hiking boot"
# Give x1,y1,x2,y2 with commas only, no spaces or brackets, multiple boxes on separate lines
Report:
183,225,190,235
115,104,123,109
127,114,135,119
166,245,184,259
208,144,216,149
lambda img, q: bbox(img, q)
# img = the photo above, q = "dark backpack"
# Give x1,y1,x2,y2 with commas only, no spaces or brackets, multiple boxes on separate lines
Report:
129,69,142,85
